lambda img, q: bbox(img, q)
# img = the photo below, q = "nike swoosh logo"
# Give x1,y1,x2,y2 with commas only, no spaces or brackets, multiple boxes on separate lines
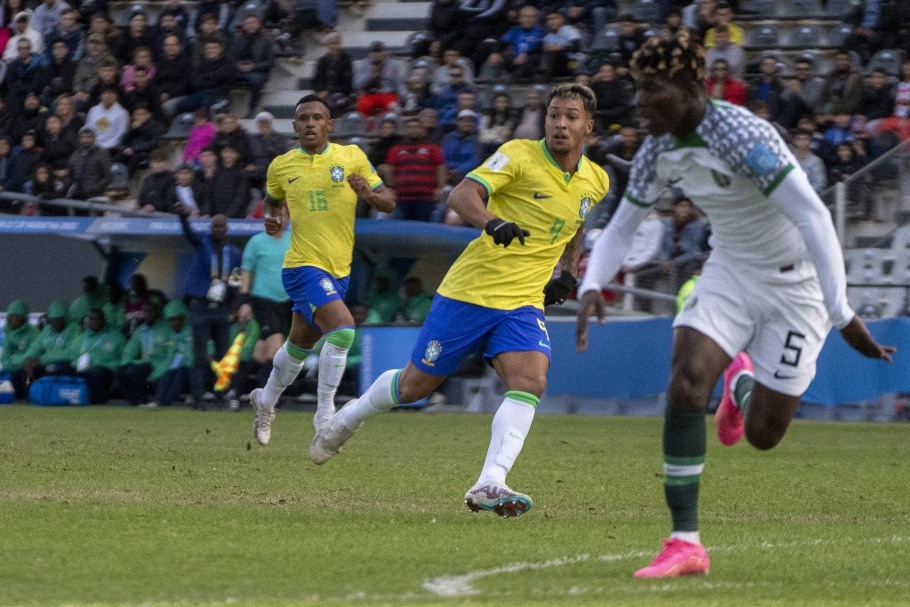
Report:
668,176,682,184
773,370,796,379
288,177,300,183
533,192,552,199
538,340,551,349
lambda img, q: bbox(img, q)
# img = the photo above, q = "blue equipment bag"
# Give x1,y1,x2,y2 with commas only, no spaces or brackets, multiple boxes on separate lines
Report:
29,375,88,406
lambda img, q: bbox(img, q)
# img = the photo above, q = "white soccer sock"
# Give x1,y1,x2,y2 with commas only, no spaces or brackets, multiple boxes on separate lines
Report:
339,369,400,428
670,531,702,545
315,342,349,429
477,393,537,485
260,343,307,409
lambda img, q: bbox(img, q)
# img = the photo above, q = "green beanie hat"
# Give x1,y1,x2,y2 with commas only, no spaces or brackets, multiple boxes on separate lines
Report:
6,300,28,316
163,300,188,319
47,300,68,320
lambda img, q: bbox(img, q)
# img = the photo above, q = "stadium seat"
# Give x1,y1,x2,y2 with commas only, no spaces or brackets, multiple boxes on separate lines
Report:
748,25,781,48
742,0,776,18
825,0,855,17
777,0,823,17
109,163,129,191
630,0,660,24
589,28,620,53
334,112,366,138
163,112,194,140
827,23,853,48
787,26,822,48
868,50,901,77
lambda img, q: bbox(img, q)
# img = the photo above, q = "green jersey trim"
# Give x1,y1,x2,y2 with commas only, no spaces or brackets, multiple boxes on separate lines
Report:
672,132,709,149
466,173,492,196
297,143,331,156
763,163,795,196
623,193,652,208
538,139,579,184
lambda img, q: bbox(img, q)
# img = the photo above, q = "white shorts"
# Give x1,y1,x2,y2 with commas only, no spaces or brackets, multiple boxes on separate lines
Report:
673,256,832,396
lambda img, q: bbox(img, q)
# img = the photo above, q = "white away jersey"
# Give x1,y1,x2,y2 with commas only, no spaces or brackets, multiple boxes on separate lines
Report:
625,100,808,271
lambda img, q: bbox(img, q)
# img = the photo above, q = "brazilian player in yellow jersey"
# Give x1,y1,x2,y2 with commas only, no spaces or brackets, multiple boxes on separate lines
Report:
311,84,610,518
250,95,395,446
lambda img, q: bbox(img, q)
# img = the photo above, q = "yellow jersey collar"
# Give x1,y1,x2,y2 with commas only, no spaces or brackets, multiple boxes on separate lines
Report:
297,142,331,156
538,139,581,184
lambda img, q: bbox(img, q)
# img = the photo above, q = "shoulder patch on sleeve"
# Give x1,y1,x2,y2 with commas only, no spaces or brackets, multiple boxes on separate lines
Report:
485,151,510,172
744,142,779,177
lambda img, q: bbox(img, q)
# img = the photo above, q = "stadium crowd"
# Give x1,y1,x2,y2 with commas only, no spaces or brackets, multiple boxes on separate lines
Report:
2,0,910,405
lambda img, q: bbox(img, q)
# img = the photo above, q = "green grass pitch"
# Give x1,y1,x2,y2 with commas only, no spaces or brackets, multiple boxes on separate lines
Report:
1,405,908,607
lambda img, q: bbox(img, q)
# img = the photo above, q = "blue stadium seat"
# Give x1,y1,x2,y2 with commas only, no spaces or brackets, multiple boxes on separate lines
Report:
109,163,129,191
748,25,781,48
827,23,854,48
786,26,822,48
868,50,901,77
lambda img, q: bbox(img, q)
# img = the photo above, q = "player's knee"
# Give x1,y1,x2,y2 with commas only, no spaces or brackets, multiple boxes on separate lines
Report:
507,374,546,398
396,379,431,404
667,360,713,410
325,327,355,350
745,419,786,451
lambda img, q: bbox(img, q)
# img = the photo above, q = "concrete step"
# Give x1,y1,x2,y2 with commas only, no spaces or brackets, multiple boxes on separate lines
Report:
366,17,428,31
364,2,430,18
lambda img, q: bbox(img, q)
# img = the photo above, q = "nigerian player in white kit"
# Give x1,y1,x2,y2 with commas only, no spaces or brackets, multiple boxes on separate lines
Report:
576,35,895,578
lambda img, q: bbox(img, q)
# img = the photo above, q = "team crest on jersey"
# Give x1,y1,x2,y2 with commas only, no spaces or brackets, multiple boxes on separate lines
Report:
711,170,731,187
579,196,592,219
330,165,345,182
320,277,336,295
422,340,442,366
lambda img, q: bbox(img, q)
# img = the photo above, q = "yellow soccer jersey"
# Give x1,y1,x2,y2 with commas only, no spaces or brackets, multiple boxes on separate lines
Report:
266,143,382,277
438,139,610,310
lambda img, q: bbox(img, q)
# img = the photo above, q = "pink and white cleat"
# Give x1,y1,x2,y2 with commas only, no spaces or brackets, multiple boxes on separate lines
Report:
634,538,710,578
716,352,754,446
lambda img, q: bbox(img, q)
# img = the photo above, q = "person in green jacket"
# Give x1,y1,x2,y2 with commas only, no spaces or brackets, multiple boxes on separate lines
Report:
65,307,126,404
22,300,82,383
116,301,170,406
2,300,38,400
141,300,193,409
68,276,107,327
401,277,433,325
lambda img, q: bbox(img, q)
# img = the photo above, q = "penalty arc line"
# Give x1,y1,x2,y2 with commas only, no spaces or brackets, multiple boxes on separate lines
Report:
422,535,910,598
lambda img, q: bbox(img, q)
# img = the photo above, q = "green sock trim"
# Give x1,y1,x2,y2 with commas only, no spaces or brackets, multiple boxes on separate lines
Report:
285,340,310,361
505,390,539,408
734,373,754,418
390,370,402,405
325,327,355,349
663,408,705,533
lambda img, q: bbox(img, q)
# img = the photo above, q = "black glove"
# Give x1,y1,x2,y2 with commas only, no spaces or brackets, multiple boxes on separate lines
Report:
485,218,530,247
543,271,578,306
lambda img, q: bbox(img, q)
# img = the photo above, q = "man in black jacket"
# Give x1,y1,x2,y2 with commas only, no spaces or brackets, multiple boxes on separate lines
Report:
313,32,353,116
176,39,234,114
209,144,249,217
229,11,275,118
155,34,192,118
115,104,166,175
67,127,111,199
134,149,177,212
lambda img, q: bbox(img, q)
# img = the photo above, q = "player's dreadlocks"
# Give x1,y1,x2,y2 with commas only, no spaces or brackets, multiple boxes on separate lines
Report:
629,31,706,90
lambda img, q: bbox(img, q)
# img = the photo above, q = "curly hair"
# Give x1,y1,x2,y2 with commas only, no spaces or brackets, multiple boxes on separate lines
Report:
629,31,706,87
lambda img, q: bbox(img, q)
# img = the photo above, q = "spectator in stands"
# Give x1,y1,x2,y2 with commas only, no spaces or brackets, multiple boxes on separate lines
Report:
775,58,824,130
247,111,290,189
400,66,434,114
589,62,632,132
616,13,645,69
705,58,746,106
0,98,12,137
67,307,125,404
212,112,253,166
705,25,743,79
748,55,783,107
153,11,187,60
191,12,228,66
824,112,855,147
451,0,510,71
38,114,74,176
441,109,481,184
115,9,155,67
193,146,218,215
439,88,479,134
116,300,166,406
511,84,545,140
828,140,871,216
872,57,910,140
66,127,111,200
856,67,896,122
0,136,11,194
354,42,404,119
659,6,685,41
816,50,863,118
11,93,48,145
433,65,470,119
703,1,742,48
791,128,827,194
85,86,129,151
418,107,444,144
483,4,544,83
540,10,583,80
3,12,43,61
177,39,233,115
842,0,900,65
182,109,217,166
52,93,83,141
368,115,402,169
132,148,177,213
84,58,119,111
31,0,68,39
381,116,446,222
116,103,165,175
123,273,167,333
660,195,708,287
123,66,162,118
73,34,114,111
21,299,80,384
42,8,82,62
211,144,250,217
86,12,120,51
431,47,475,95
156,34,192,118
6,129,40,192
174,208,242,410
25,162,66,210
478,91,515,157
682,0,716,37
173,162,206,217
313,32,354,116
428,0,462,51
229,10,275,118
5,38,48,115
1,299,37,400
121,47,156,94
41,40,76,106
401,276,432,324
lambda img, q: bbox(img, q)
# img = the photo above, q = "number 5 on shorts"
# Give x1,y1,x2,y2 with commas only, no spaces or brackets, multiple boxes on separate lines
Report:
780,330,805,367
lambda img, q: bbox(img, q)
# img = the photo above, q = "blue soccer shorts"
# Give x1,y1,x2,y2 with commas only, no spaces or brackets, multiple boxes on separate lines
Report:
281,265,350,325
410,294,552,376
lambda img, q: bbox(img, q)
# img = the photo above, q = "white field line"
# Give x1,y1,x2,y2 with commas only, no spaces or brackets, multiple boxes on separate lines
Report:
422,535,910,598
